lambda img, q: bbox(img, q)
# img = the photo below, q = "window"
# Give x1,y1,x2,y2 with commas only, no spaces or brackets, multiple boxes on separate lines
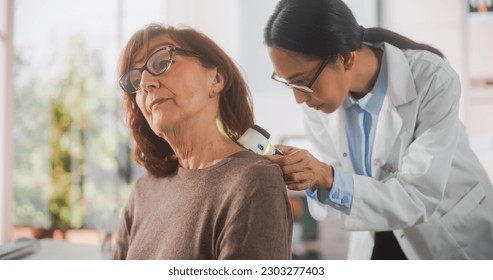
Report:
13,0,167,235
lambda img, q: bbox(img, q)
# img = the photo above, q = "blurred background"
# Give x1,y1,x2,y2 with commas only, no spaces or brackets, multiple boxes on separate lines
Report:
1,0,492,259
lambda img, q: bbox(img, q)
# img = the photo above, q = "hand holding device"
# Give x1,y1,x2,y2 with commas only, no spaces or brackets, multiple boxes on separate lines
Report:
237,125,333,191
267,144,334,192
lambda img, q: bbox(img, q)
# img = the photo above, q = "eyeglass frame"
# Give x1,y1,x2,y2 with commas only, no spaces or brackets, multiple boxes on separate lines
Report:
271,56,332,93
119,46,198,94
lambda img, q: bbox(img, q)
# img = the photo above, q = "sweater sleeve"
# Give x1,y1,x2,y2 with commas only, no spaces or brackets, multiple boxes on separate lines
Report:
111,188,135,260
217,166,293,260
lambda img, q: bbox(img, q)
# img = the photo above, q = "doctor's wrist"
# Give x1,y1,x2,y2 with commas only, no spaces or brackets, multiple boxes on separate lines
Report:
317,163,334,191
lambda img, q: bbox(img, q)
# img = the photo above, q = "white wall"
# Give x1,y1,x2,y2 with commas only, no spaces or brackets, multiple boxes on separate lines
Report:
468,13,493,81
0,0,14,244
165,0,240,59
380,0,469,121
344,0,379,27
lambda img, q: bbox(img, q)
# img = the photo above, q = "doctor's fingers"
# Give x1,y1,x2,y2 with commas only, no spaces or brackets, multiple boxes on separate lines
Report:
282,153,322,179
283,168,315,190
273,144,300,155
279,159,315,178
270,148,311,166
283,170,315,186
265,152,301,167
286,179,313,191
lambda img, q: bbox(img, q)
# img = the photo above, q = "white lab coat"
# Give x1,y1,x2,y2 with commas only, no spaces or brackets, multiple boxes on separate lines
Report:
304,42,493,259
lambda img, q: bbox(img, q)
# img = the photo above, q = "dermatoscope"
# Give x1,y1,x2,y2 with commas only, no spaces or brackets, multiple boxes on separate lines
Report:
237,125,283,156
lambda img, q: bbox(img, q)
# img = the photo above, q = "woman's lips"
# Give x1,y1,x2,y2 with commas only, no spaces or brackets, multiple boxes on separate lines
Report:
149,98,171,111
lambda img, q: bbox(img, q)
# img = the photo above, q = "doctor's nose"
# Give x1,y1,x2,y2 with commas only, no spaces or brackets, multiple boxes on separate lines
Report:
140,71,160,93
293,90,310,104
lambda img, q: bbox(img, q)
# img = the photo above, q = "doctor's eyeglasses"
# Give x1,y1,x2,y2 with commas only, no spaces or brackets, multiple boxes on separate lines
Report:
271,56,331,93
119,46,198,94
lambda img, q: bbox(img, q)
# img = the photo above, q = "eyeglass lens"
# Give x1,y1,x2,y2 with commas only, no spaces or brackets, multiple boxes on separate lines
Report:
121,48,172,93
272,73,313,93
271,56,330,94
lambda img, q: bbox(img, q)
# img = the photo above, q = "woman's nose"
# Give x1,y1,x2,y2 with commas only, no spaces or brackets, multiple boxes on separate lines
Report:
293,90,309,104
140,70,159,93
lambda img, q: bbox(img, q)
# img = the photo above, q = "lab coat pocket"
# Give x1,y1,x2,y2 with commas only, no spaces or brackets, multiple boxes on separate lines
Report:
441,182,486,225
440,182,489,255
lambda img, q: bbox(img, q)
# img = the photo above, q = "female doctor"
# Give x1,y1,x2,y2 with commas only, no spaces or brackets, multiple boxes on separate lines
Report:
264,0,493,259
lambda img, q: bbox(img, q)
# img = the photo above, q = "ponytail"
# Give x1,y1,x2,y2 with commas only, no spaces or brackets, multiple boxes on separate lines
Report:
363,27,444,58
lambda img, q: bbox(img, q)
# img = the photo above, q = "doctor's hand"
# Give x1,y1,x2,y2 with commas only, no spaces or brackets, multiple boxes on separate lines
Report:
265,144,334,191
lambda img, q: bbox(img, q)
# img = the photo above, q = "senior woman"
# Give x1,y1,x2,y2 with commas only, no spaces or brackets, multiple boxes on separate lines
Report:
111,23,292,260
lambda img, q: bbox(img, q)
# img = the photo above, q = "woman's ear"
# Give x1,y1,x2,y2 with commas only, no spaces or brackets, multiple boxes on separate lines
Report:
340,52,356,71
210,69,225,98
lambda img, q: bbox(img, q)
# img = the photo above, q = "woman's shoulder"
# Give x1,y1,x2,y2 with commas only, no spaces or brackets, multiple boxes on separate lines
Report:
129,172,170,198
226,151,285,187
217,151,288,206
230,150,282,170
133,172,161,187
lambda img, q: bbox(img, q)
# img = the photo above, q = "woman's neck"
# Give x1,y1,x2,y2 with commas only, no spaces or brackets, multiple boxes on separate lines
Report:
350,45,383,100
165,119,244,170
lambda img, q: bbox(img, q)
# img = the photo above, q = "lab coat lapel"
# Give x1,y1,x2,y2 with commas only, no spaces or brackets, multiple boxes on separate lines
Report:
371,43,417,179
327,109,355,173
371,97,402,179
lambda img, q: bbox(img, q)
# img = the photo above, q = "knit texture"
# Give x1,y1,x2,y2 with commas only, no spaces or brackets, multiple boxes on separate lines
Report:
112,151,293,259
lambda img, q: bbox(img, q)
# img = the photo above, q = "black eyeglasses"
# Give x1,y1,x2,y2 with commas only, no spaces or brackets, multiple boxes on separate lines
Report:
271,56,331,93
119,46,198,94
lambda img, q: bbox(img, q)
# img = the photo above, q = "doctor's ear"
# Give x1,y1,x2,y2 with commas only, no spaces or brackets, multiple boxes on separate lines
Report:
209,69,225,97
339,52,356,71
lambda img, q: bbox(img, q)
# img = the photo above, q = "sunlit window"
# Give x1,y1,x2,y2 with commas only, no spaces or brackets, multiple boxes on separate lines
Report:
13,0,167,239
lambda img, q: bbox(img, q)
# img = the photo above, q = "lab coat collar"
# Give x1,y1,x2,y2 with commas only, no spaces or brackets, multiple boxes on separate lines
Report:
362,42,418,107
381,42,418,106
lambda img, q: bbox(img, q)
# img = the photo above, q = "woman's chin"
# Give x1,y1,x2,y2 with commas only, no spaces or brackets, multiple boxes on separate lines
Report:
317,104,336,114
150,118,174,136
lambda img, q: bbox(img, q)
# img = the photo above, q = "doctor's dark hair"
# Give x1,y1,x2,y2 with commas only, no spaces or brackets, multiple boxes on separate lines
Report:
119,23,254,177
264,0,444,62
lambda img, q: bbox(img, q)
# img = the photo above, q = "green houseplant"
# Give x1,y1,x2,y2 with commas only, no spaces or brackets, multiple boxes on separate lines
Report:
34,38,90,238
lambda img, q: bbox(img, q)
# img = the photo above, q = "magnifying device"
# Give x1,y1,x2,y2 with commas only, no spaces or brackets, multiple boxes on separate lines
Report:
237,125,283,156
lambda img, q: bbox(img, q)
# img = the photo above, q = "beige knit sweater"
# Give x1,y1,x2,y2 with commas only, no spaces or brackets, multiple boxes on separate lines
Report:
112,151,293,260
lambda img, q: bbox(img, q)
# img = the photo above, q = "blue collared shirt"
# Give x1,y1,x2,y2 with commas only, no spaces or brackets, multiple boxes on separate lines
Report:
306,47,388,215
